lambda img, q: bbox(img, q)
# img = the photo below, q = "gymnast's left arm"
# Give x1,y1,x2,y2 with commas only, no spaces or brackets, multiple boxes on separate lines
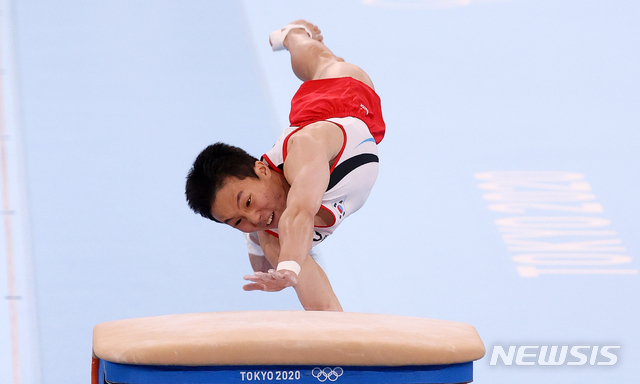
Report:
293,255,343,311
276,122,342,274
243,230,342,311
242,122,342,305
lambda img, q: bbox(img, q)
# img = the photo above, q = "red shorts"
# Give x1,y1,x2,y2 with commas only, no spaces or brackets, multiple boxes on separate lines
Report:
288,77,386,144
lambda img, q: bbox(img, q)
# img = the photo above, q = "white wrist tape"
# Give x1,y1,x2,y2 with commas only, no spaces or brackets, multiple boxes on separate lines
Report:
276,261,301,275
269,24,312,51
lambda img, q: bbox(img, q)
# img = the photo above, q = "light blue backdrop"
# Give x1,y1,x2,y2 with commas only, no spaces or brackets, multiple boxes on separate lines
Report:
0,0,638,383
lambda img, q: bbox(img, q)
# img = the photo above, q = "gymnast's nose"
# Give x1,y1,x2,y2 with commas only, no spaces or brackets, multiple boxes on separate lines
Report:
247,210,261,226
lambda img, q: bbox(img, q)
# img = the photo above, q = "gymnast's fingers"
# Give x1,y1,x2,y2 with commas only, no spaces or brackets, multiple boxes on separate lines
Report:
243,272,273,282
242,282,267,291
267,269,282,279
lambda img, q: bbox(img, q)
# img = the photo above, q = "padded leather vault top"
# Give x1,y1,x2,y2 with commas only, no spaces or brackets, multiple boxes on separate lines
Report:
92,311,485,366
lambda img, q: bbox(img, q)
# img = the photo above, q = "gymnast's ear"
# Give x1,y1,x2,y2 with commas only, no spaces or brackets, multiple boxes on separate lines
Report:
254,160,270,178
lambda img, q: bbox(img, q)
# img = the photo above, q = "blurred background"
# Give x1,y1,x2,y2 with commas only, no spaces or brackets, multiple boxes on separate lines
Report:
1,0,638,382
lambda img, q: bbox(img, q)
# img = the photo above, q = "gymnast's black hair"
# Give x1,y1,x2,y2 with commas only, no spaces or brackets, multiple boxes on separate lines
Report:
185,142,259,222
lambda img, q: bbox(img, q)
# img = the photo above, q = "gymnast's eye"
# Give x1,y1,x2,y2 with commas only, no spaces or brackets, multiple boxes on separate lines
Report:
246,197,251,207
235,219,242,226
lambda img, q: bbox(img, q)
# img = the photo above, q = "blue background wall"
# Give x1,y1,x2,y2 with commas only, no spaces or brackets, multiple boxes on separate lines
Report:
1,0,638,383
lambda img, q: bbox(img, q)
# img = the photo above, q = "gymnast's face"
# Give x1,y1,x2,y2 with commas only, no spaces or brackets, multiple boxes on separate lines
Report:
210,161,287,233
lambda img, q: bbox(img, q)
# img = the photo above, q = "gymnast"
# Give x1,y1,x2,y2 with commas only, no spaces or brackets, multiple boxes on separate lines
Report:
185,20,385,311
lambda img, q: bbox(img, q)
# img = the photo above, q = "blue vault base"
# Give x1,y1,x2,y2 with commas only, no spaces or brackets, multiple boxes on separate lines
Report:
97,360,474,384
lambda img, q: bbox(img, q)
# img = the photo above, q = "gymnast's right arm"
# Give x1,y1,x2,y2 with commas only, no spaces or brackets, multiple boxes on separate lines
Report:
246,232,272,273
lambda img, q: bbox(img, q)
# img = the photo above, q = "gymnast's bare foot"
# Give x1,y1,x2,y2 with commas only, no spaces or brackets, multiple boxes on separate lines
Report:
284,19,323,45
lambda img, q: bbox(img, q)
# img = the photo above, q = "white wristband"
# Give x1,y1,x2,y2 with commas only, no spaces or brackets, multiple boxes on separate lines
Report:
276,261,301,276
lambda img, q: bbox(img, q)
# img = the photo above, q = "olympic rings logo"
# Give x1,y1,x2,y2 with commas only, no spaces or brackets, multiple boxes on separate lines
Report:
311,367,343,382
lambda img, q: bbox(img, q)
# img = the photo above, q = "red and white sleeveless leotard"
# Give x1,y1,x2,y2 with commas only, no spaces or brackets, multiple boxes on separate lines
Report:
246,77,385,253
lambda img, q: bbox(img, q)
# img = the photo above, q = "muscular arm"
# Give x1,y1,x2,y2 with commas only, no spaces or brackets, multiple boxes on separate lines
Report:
241,122,344,311
276,122,343,271
247,232,273,273
249,253,272,273
294,255,342,311
241,122,349,311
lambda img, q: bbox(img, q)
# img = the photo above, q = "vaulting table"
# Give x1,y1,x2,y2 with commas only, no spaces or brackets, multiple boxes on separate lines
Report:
92,311,485,384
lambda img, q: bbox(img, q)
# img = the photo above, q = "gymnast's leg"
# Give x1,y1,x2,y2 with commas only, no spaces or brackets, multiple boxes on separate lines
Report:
280,20,375,89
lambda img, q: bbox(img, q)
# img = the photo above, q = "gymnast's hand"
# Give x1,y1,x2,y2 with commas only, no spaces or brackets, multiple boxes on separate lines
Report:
243,269,298,292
